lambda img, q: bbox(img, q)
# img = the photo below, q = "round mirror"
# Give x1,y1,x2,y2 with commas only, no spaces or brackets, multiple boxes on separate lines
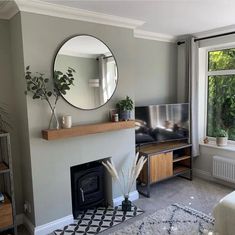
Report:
54,35,118,110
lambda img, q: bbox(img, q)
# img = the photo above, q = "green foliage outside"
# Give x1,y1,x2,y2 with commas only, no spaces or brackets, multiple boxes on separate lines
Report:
209,48,235,71
207,49,235,140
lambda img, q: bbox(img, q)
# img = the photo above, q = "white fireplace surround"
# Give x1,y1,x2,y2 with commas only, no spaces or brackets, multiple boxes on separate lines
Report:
18,190,139,235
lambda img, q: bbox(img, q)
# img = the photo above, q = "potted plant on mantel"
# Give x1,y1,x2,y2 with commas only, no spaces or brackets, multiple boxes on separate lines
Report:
25,66,75,129
116,96,134,121
215,128,228,147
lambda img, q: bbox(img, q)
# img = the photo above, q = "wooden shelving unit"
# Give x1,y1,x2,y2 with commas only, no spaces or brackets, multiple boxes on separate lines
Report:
173,155,191,163
0,194,13,229
137,140,192,197
42,120,135,140
0,132,17,234
173,165,190,175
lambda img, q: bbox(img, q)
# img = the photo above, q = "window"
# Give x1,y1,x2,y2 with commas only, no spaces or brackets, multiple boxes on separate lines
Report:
207,48,235,141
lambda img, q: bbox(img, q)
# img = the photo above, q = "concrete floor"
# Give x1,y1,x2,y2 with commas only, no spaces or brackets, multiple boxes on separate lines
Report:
18,177,233,235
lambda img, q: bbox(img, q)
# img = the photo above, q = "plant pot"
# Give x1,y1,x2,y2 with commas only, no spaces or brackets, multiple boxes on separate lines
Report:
216,137,228,147
120,110,131,121
122,195,132,212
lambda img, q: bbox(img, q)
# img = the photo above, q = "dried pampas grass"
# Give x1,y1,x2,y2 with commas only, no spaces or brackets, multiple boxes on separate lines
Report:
102,152,146,197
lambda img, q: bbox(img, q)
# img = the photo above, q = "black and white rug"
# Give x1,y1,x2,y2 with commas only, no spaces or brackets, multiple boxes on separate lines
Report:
53,205,144,235
111,203,215,235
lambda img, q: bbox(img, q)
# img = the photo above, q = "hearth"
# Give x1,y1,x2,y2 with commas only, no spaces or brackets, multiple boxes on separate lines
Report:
71,161,106,218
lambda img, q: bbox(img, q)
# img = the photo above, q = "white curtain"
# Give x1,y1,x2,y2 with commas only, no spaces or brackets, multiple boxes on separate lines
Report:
98,55,107,104
177,37,199,157
98,55,117,105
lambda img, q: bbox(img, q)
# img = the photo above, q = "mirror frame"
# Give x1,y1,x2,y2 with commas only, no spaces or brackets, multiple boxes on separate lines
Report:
53,34,119,110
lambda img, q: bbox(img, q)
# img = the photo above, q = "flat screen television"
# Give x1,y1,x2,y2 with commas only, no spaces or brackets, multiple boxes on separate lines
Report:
135,103,189,146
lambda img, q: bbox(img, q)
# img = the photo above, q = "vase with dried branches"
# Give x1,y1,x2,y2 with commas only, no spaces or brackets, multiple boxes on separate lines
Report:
25,66,75,129
102,152,146,211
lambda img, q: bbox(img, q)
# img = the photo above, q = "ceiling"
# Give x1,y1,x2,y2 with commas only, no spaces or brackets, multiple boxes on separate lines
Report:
40,0,235,38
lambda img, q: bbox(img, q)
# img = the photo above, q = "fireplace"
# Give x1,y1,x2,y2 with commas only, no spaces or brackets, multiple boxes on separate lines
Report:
71,161,106,218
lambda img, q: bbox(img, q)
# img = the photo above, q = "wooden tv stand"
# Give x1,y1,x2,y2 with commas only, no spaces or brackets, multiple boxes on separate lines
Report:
136,140,192,197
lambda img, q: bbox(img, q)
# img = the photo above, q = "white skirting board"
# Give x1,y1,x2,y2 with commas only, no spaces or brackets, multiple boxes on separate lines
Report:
16,213,74,235
193,168,235,188
17,190,139,235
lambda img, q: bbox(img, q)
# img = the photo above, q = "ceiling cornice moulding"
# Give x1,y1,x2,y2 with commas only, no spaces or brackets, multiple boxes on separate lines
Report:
134,29,176,43
3,0,177,43
0,1,19,19
15,0,145,29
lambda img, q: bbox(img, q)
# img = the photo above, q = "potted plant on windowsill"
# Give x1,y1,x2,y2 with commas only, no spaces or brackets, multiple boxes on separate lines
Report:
215,129,228,147
116,96,133,121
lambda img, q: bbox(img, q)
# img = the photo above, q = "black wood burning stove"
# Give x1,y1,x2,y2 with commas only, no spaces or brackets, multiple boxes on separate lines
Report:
71,161,105,218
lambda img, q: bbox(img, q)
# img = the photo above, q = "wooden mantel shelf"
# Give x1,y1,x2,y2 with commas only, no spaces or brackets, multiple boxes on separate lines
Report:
42,120,135,140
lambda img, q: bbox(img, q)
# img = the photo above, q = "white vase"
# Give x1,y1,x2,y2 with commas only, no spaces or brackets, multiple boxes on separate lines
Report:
216,137,228,147
61,115,72,129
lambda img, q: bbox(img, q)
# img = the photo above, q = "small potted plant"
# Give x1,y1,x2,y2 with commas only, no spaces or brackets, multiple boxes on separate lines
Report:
215,128,228,146
116,96,133,121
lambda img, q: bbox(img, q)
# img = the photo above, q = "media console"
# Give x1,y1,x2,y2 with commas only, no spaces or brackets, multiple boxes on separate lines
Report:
136,140,192,197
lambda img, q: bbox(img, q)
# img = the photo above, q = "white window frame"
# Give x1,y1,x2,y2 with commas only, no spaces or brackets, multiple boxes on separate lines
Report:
205,45,235,143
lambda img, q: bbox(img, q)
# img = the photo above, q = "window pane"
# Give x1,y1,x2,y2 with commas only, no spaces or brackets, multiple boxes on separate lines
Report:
207,75,235,140
208,48,235,71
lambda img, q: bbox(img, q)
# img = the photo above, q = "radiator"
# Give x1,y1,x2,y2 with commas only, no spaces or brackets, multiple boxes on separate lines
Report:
213,156,235,183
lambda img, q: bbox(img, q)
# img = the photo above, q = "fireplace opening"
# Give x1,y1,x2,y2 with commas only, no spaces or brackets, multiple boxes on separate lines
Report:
71,161,106,218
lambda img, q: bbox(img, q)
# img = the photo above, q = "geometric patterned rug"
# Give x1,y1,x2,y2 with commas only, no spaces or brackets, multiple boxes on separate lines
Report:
111,203,215,235
53,205,144,235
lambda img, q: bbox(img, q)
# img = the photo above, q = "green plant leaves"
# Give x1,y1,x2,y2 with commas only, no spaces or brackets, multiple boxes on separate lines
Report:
116,96,133,111
53,67,75,96
24,66,75,110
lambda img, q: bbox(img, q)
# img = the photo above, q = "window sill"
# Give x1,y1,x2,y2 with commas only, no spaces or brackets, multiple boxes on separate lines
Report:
200,141,235,152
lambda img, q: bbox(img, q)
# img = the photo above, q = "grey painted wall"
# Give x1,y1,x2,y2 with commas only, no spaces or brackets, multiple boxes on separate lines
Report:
133,38,177,106
20,12,136,227
7,11,177,226
0,19,23,214
9,13,35,222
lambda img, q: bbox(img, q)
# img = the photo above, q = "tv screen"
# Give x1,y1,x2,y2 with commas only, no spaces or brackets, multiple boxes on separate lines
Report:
135,103,189,145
